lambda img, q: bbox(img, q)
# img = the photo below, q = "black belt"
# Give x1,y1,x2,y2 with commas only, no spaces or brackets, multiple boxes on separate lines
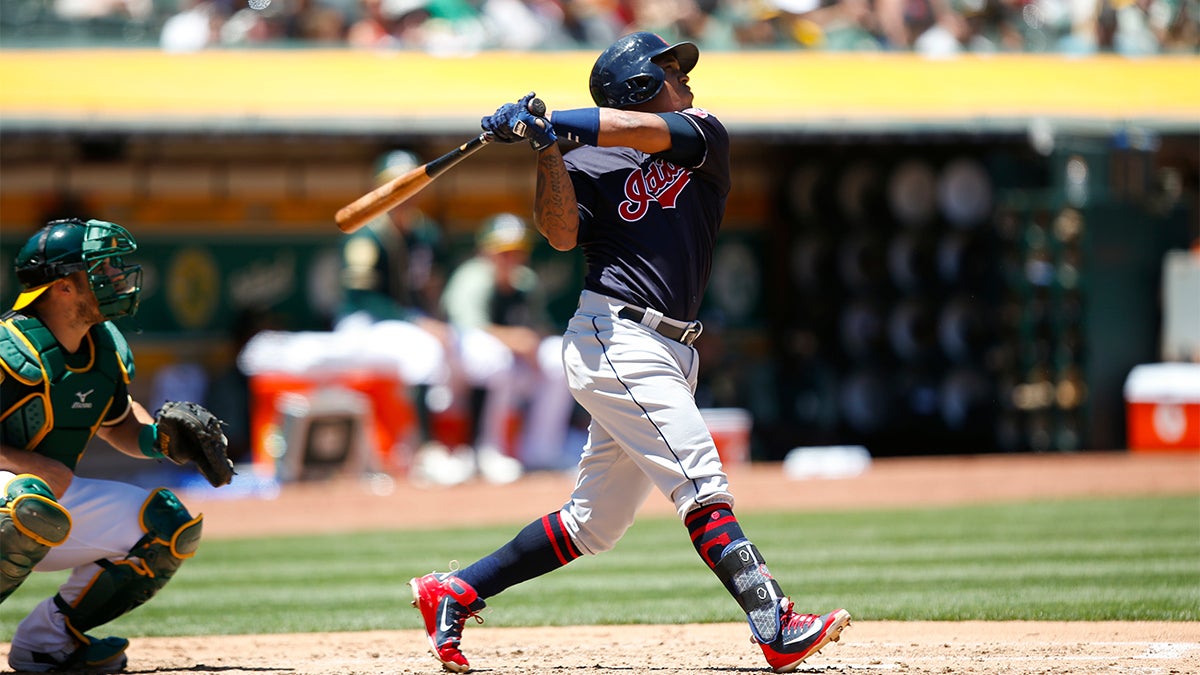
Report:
618,307,704,346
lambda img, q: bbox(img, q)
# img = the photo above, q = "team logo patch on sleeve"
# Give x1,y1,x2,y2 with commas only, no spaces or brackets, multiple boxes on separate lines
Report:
683,107,711,118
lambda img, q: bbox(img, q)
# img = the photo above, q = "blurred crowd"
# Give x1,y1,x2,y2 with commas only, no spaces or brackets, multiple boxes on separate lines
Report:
15,0,1198,55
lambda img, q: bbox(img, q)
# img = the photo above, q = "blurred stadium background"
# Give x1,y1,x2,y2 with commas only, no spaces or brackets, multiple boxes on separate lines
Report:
1,0,1197,487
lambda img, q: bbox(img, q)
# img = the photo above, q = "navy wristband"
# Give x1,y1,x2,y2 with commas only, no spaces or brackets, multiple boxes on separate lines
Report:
139,424,163,458
549,108,600,146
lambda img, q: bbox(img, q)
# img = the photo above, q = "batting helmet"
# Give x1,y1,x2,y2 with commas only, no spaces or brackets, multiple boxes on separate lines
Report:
12,218,142,319
589,31,699,109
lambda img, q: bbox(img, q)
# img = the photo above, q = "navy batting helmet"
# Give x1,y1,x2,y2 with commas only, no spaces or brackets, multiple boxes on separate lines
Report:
589,32,699,109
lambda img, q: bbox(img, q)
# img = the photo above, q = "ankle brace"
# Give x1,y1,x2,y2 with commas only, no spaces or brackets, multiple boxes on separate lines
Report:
713,539,784,643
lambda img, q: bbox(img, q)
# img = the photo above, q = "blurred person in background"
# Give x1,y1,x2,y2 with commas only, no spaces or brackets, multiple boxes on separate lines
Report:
626,0,742,48
875,0,972,53
1,218,228,672
348,0,401,46
160,0,227,51
392,0,440,47
337,149,451,326
219,0,286,44
441,213,579,474
479,0,571,49
1100,0,1197,53
237,150,474,484
281,0,349,42
54,0,152,21
332,149,476,483
557,0,627,46
391,0,490,53
743,0,883,49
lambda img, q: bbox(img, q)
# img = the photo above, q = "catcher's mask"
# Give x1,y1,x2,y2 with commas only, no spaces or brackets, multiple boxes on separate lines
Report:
588,31,699,109
13,218,143,319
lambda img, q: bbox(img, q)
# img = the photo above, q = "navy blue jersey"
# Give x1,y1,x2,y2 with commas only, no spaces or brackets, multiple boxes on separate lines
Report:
565,108,731,322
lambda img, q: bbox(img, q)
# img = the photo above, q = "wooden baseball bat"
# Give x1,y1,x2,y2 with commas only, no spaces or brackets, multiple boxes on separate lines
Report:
335,96,546,234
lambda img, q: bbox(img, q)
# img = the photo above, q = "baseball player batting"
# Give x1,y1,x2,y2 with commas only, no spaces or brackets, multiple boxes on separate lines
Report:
409,31,850,673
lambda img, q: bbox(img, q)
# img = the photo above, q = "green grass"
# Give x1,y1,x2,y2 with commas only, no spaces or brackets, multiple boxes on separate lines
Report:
3,494,1197,639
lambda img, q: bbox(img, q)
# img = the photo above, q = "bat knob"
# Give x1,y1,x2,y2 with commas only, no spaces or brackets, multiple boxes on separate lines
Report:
527,96,546,117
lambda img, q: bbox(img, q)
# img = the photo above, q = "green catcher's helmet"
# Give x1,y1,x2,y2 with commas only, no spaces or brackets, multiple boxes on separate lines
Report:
12,218,143,319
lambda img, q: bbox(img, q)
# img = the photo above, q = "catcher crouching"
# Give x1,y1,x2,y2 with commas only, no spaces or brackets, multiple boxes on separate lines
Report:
0,218,235,673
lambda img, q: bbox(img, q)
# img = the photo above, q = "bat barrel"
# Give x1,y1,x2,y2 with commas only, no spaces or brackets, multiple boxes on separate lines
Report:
335,133,492,234
335,97,544,234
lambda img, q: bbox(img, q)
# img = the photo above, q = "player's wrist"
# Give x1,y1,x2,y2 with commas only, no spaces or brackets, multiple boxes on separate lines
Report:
549,108,600,146
139,423,164,458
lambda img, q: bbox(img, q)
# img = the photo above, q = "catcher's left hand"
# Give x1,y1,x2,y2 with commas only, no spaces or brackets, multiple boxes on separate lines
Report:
155,401,236,488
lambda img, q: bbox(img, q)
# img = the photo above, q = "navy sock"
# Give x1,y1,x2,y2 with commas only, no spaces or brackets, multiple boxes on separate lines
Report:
686,503,744,569
457,511,582,599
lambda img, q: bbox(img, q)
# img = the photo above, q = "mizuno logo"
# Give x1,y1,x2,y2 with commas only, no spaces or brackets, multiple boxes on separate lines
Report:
782,619,823,646
72,389,95,409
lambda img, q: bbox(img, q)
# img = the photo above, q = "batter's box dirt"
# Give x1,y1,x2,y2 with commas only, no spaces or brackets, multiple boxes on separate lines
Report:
7,621,1194,675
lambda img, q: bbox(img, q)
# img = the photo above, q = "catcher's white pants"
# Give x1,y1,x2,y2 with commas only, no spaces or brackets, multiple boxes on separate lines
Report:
556,291,733,556
2,473,156,654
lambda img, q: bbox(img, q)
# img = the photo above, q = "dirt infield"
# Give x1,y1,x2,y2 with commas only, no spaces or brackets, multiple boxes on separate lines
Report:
4,451,1198,674
50,621,1200,675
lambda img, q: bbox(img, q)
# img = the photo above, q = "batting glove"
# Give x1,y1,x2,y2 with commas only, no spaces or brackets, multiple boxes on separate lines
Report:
481,95,556,151
516,113,556,152
514,92,556,152
481,103,525,143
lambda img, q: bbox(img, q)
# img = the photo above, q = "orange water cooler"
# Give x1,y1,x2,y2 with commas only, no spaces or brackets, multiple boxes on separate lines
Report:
1124,363,1200,453
248,370,418,478
700,408,752,465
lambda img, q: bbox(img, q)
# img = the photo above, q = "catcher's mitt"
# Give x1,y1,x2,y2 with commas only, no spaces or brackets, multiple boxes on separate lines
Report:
155,401,235,488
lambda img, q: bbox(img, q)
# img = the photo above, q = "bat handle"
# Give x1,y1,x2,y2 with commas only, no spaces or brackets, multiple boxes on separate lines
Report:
518,94,550,138
426,132,491,180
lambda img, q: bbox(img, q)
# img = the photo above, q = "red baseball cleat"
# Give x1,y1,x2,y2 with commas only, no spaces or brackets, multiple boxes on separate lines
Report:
754,604,850,673
410,572,486,673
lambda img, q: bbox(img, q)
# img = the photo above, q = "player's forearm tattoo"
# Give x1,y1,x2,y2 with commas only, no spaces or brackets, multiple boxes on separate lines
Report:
534,150,578,249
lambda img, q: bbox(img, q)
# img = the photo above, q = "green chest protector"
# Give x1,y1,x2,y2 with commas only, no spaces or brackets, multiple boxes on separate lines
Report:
0,317,135,471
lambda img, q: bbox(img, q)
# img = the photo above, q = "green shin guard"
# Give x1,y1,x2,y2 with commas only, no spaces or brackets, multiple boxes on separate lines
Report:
714,539,785,644
54,488,202,637
1,475,71,602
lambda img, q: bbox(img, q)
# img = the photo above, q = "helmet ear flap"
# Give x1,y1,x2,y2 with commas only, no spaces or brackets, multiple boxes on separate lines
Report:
625,66,665,105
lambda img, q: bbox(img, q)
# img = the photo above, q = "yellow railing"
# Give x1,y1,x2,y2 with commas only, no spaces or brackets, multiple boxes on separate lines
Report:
1,50,1197,129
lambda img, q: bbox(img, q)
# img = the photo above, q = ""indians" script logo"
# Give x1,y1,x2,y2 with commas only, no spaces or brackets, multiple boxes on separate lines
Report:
618,160,692,221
